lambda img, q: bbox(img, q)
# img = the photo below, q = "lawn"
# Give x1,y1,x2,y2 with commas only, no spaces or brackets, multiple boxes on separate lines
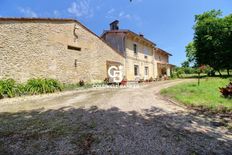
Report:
161,78,232,111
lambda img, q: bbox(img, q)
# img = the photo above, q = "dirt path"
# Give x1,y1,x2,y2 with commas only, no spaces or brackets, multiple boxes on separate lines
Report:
0,79,231,155
0,79,191,112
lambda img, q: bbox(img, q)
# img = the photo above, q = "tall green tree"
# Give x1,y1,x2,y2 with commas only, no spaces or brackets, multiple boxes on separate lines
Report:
222,14,232,75
193,10,232,75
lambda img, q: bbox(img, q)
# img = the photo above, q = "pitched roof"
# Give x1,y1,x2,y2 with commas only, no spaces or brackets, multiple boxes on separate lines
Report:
0,17,97,38
102,29,156,47
156,48,172,56
102,30,173,56
0,17,75,22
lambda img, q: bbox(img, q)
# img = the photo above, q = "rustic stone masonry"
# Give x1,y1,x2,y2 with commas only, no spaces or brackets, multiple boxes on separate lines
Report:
0,18,124,83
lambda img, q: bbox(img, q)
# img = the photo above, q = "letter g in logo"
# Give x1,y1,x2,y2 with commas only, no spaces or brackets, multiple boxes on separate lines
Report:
108,66,123,83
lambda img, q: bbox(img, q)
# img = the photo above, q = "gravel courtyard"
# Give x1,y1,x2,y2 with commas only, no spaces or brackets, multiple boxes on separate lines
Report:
0,79,231,155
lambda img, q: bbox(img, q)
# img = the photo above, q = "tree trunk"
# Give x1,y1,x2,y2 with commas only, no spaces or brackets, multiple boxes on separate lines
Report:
218,70,222,76
227,69,230,76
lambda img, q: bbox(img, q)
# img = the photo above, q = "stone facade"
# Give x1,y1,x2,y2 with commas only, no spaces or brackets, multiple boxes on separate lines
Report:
0,18,124,83
155,48,173,77
124,35,155,80
102,26,173,81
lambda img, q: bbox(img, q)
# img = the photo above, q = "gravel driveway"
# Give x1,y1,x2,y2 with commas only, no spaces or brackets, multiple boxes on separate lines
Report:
0,79,231,155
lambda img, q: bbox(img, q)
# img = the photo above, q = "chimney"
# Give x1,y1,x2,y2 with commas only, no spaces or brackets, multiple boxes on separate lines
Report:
110,20,119,30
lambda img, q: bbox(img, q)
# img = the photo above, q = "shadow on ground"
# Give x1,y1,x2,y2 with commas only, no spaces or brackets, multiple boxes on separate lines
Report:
0,106,231,155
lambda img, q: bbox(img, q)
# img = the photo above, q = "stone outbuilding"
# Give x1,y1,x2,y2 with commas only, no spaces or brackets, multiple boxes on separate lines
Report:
0,18,124,83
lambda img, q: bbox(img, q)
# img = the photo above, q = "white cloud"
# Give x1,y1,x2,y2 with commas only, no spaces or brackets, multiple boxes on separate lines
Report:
67,0,93,18
106,9,133,20
18,7,38,18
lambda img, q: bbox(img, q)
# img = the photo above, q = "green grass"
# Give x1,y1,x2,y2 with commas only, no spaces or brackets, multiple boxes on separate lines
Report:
161,78,232,111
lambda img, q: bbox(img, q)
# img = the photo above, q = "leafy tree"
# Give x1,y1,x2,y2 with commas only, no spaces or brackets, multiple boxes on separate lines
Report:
222,14,232,75
185,42,196,66
193,10,232,76
181,61,190,68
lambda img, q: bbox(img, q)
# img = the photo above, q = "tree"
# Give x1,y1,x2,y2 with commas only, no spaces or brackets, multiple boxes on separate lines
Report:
193,10,232,76
222,14,232,75
185,42,196,66
181,61,190,68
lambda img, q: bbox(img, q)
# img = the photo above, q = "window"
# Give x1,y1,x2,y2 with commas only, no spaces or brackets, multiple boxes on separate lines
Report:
144,47,148,54
133,44,137,55
145,67,149,76
134,65,139,76
68,45,81,51
144,47,149,59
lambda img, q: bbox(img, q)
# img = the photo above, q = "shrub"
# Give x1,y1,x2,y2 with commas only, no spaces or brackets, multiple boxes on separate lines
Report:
79,80,85,87
25,78,62,95
104,78,109,84
176,69,184,78
171,72,178,79
183,67,192,74
0,85,4,99
0,79,20,98
219,82,232,98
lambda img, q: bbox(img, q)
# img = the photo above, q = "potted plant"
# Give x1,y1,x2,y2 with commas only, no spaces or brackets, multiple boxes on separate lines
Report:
120,77,127,86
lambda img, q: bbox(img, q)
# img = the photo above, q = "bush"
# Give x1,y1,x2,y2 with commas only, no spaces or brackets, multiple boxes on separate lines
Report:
219,82,232,98
171,72,178,79
138,79,144,83
207,70,216,77
79,80,85,87
0,85,4,99
0,79,21,98
176,69,184,78
25,78,63,95
104,78,109,84
149,77,153,82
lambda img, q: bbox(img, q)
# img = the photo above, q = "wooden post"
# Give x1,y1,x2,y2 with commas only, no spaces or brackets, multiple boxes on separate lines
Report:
198,73,200,86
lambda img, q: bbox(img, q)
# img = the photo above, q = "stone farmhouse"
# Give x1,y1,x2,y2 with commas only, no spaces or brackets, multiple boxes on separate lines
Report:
0,18,173,83
101,20,173,81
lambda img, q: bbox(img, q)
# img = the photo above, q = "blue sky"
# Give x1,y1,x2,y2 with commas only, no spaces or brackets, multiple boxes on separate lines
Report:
1,0,232,66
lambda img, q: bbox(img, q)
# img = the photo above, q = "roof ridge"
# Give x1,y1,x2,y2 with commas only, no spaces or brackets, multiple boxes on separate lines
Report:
0,17,124,58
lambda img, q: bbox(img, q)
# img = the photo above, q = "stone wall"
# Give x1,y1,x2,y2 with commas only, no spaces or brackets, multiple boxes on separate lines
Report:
0,19,124,83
